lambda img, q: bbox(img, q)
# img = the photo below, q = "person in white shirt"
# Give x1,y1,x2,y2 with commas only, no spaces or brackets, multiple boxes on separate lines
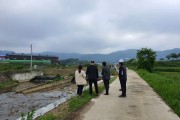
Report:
75,65,87,96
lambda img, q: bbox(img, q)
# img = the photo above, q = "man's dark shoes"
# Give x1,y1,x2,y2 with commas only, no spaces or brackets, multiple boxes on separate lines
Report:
119,95,126,97
119,89,122,91
104,93,109,95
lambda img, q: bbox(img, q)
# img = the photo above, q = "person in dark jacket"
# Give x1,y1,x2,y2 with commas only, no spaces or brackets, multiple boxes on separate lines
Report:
118,59,127,97
86,61,99,96
102,61,110,95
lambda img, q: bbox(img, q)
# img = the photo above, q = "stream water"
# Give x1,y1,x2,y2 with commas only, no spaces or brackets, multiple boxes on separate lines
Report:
0,82,76,120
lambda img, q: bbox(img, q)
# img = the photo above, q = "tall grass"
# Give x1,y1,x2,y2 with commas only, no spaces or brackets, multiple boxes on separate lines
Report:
137,69,180,117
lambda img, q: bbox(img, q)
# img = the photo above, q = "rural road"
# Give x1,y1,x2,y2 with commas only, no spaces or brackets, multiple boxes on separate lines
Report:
79,69,180,120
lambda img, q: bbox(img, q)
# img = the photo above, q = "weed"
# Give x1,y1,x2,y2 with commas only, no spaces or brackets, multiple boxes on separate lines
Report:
21,110,35,120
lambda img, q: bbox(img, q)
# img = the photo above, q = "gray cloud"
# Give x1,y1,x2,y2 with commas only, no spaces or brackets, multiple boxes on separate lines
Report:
0,0,180,53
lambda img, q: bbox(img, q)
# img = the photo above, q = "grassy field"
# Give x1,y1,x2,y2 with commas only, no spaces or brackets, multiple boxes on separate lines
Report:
136,69,180,117
0,63,29,72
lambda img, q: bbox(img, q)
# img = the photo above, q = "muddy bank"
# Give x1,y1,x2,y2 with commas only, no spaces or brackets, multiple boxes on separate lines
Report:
0,84,18,94
0,81,39,94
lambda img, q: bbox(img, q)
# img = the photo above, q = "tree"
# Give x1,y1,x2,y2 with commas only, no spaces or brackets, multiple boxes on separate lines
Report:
170,53,178,60
166,55,171,60
160,58,164,61
137,48,156,72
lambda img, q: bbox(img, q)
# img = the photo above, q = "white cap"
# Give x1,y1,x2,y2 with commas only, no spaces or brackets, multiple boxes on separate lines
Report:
119,59,124,63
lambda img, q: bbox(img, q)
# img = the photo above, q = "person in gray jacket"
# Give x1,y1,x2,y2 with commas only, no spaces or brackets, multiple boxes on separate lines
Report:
102,61,110,95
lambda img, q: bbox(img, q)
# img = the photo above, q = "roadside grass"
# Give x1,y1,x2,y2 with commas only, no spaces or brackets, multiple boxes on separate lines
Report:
37,114,56,120
0,79,18,89
153,67,180,72
37,76,117,120
136,69,180,117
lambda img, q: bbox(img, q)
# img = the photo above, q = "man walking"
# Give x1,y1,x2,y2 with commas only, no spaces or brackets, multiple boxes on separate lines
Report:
86,61,99,96
118,59,127,97
102,61,110,95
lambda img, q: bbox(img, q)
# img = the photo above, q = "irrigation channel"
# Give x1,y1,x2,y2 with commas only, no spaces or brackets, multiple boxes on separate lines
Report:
0,80,77,120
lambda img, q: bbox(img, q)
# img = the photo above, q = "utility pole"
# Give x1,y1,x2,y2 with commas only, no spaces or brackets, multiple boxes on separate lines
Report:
30,44,32,72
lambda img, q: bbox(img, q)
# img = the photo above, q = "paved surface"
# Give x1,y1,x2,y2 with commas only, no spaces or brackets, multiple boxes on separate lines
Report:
80,69,180,120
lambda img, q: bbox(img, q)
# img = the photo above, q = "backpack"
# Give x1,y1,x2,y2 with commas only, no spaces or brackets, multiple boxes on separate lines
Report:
71,76,76,84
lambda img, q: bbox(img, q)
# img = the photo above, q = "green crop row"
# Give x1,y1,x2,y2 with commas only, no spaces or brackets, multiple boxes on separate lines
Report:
153,67,180,72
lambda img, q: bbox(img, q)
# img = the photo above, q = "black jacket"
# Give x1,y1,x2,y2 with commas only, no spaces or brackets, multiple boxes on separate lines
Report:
119,64,127,80
86,65,99,80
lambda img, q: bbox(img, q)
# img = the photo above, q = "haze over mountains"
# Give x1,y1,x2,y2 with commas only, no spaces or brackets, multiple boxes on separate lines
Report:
1,48,180,63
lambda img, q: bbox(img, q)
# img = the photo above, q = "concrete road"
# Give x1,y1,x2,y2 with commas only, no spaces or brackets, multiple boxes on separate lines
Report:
80,69,180,120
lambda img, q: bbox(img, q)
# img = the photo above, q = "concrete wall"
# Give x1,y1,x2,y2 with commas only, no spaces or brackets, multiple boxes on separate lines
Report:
12,71,43,82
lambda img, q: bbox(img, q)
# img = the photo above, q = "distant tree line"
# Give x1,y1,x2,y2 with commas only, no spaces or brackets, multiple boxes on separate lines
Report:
166,53,180,60
60,58,89,66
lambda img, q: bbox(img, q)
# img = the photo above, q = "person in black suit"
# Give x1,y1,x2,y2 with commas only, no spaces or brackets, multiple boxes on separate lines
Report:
118,59,127,97
86,61,99,96
102,61,110,95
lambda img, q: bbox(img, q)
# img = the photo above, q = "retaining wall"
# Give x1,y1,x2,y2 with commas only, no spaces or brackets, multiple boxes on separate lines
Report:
12,71,43,82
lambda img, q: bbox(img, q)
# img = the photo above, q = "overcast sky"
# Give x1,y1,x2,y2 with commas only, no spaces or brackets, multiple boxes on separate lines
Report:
0,0,180,54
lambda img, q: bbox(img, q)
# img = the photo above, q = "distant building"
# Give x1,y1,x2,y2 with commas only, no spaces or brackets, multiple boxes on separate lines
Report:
0,55,6,60
5,53,59,64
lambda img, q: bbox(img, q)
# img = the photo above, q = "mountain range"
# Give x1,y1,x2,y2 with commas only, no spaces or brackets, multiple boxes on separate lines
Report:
42,48,180,63
1,48,180,63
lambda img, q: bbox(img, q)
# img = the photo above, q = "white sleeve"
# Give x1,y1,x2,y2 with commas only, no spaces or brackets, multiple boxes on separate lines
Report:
82,71,86,78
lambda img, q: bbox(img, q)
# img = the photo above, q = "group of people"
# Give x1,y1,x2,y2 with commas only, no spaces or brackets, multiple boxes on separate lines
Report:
74,59,127,97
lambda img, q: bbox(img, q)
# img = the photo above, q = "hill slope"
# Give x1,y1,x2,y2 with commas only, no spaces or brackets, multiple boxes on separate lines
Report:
1,48,180,63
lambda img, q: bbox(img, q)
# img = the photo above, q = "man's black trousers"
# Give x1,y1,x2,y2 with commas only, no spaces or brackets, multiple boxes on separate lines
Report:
103,79,109,94
89,79,98,95
120,79,126,96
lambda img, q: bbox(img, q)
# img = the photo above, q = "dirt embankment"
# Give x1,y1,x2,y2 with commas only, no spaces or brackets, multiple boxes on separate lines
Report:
0,73,11,82
43,68,77,76
0,72,18,93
